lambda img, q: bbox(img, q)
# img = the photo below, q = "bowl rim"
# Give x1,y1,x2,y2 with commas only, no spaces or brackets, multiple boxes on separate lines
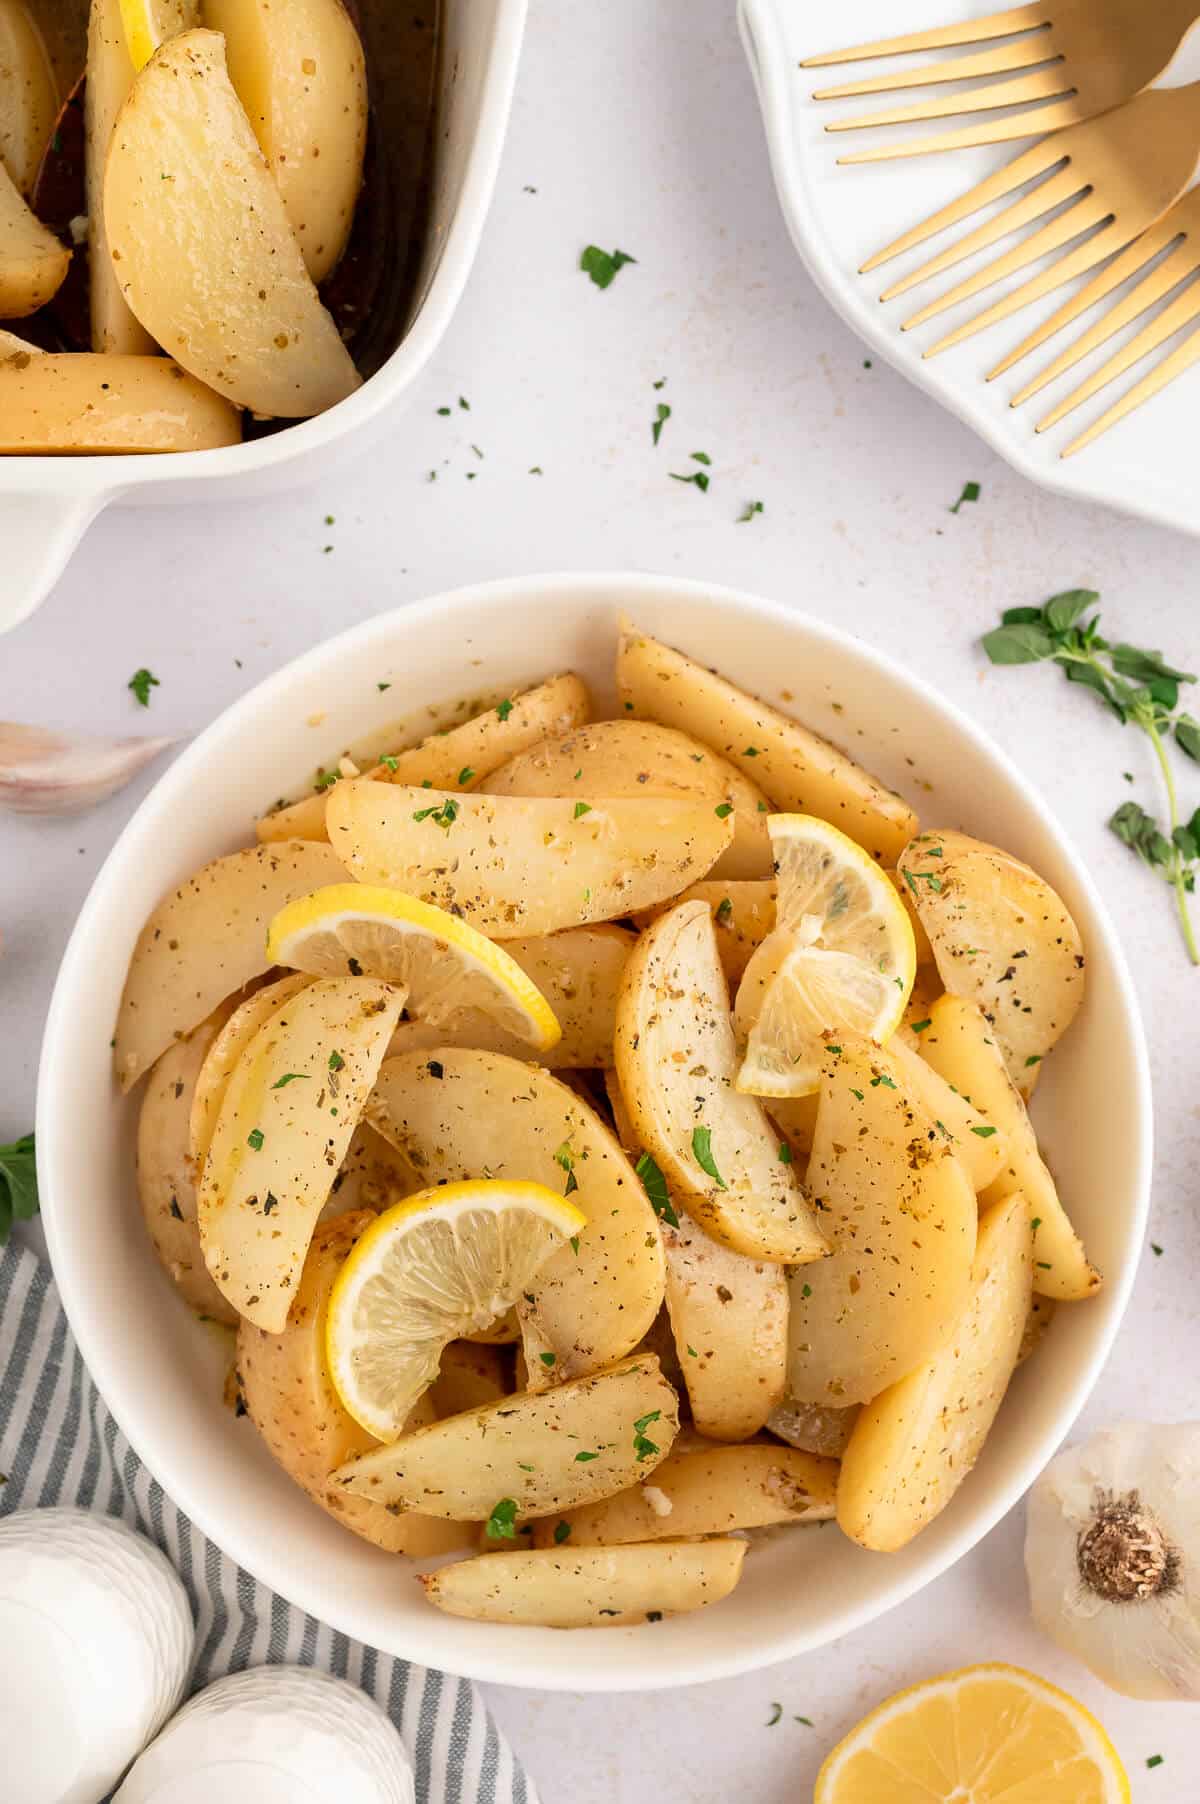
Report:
37,570,1153,1691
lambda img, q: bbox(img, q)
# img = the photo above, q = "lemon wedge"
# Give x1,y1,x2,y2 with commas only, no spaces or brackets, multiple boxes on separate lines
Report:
326,1180,586,1439
267,884,561,1053
815,1662,1130,1804
734,814,915,1097
117,0,180,70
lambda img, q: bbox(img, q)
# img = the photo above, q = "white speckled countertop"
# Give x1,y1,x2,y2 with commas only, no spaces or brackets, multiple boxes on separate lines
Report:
3,2,1198,1796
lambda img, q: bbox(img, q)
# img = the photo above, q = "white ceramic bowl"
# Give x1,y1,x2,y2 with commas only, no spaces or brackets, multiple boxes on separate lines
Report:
0,0,527,635
739,0,1200,537
38,572,1152,1692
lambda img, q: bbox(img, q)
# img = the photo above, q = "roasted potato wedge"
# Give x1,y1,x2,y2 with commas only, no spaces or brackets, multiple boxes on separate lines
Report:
104,29,360,416
486,720,772,880
787,1035,977,1406
661,1211,789,1441
617,621,918,864
189,973,314,1168
897,829,1084,1093
326,781,733,938
257,674,591,845
837,1191,1032,1551
384,926,633,1069
238,1212,469,1556
917,993,1098,1301
888,1033,1007,1192
535,1441,837,1546
114,839,347,1091
0,159,69,315
368,1049,664,1383
421,1539,745,1628
333,1354,679,1517
1,0,58,196
766,1398,859,1459
206,0,366,284
0,348,242,453
430,1341,510,1418
321,1120,413,1220
137,1005,240,1325
198,977,405,1330
615,899,827,1264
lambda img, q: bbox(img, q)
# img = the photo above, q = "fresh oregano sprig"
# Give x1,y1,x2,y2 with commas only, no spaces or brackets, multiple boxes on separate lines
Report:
982,591,1200,964
0,1133,38,1244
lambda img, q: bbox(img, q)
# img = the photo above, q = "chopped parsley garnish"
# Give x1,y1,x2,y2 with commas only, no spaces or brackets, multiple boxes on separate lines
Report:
636,1152,679,1228
554,1140,579,1195
128,667,160,707
437,405,451,416
801,1282,812,1298
691,1125,727,1189
574,1449,599,1462
314,768,339,791
554,1520,571,1544
738,500,764,523
691,451,712,466
539,1351,557,1368
486,1497,518,1540
380,755,400,772
0,1133,38,1243
459,395,470,410
580,245,637,288
670,468,710,493
457,766,475,786
652,402,671,446
496,698,514,721
569,1235,580,1255
870,1073,897,1089
949,480,981,514
714,802,733,819
573,801,592,819
909,1018,932,1034
246,1128,264,1150
1024,1053,1043,1067
970,1124,997,1137
412,798,459,831
1151,1242,1163,1256
715,896,734,925
271,1073,309,1089
328,1050,344,1072
633,1408,661,1461
766,1703,783,1727
1147,1755,1164,1769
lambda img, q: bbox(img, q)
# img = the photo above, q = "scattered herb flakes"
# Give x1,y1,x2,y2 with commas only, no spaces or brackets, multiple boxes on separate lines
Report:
795,1715,814,1727
970,1124,998,1137
580,245,637,289
569,1234,580,1255
529,465,543,475
653,377,666,389
715,896,734,925
246,1128,264,1151
801,1282,812,1298
869,1073,897,1090
1147,1755,1164,1770
128,667,160,707
0,1133,38,1243
554,1140,580,1196
691,451,712,466
574,1449,599,1462
496,698,514,721
691,1125,727,1190
539,1351,557,1368
459,396,470,411
766,1703,783,1727
652,402,671,446
738,500,764,523
949,480,981,514
632,1408,661,1461
554,1519,571,1543
486,1497,519,1540
910,1018,932,1034
377,681,392,692
437,406,451,416
412,798,460,831
670,469,710,493
380,755,399,772
328,1050,345,1072
457,766,476,786
573,801,592,819
778,1142,792,1164
1151,1242,1163,1256
271,1073,309,1089
636,1152,679,1228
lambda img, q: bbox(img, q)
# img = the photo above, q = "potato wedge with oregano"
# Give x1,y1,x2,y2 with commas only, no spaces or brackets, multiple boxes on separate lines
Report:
0,159,69,316
617,620,918,864
198,976,405,1330
257,674,591,844
897,829,1085,1094
114,839,348,1092
421,1539,746,1628
485,719,772,880
534,1440,837,1547
326,780,733,937
888,1032,1008,1192
615,898,828,1265
632,879,776,985
787,1035,977,1407
916,994,1099,1302
837,1190,1032,1552
238,1212,470,1558
189,973,314,1169
0,350,243,453
332,1353,679,1518
367,1048,665,1384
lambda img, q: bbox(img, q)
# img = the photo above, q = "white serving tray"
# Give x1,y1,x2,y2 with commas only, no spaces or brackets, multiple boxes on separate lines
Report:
739,0,1200,536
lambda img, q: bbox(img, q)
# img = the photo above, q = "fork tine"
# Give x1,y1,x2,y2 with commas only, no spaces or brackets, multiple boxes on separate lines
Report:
1062,324,1200,455
902,194,1112,331
922,218,1158,356
802,4,1049,67
838,96,1089,163
880,166,1084,301
1039,278,1200,431
993,199,1200,382
813,39,1059,102
825,65,1070,132
859,137,1065,274
1010,237,1197,404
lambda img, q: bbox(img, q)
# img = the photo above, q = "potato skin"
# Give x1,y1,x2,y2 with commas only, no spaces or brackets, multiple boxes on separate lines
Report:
237,1212,469,1557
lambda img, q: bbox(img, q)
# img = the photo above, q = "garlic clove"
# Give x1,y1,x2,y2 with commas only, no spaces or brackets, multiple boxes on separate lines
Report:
1025,1420,1200,1702
0,722,175,815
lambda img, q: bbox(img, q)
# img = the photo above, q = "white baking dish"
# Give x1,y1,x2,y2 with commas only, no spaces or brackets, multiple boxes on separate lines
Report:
0,0,527,635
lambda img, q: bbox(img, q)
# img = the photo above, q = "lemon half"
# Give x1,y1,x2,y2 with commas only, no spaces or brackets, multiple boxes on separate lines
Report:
267,884,561,1053
326,1180,585,1440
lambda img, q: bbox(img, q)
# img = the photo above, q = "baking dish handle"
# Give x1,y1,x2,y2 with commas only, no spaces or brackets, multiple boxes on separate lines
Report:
0,492,104,635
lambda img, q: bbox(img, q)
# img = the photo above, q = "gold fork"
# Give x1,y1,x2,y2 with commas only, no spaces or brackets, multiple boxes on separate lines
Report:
804,0,1200,162
862,85,1200,359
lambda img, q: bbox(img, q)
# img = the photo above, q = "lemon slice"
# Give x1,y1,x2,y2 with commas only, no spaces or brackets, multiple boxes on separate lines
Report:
117,0,182,70
815,1662,1130,1804
267,884,561,1053
735,815,915,1097
326,1180,586,1439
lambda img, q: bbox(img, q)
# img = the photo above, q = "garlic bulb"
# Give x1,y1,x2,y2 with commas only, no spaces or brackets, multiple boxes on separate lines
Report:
0,722,174,815
1025,1421,1200,1700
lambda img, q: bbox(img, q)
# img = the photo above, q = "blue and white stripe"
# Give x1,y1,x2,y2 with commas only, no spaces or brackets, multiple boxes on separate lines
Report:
0,1241,534,1804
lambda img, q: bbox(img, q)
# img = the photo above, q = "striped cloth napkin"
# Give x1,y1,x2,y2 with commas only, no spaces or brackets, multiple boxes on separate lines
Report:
0,1239,537,1804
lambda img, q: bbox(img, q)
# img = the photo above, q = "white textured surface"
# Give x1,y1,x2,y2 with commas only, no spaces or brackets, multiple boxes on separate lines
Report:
2,0,1198,1795
114,1667,415,1804
0,1509,193,1803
